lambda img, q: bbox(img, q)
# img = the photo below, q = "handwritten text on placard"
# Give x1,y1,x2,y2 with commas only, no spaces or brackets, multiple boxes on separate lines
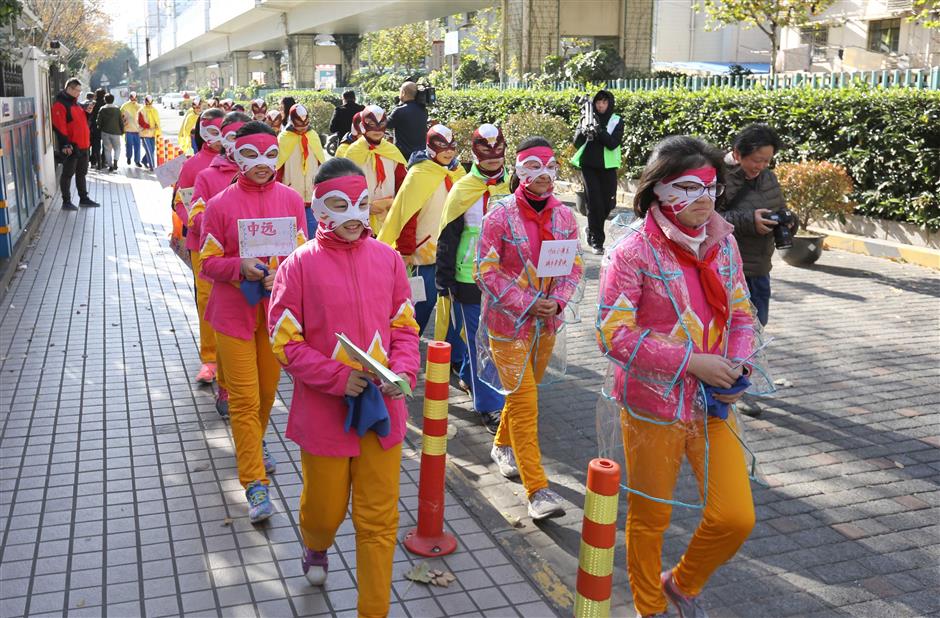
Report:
536,239,578,277
237,217,297,258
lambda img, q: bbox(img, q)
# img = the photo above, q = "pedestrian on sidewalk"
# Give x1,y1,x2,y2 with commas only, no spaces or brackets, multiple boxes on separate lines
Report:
174,108,227,388
475,136,585,521
275,104,326,219
378,123,465,335
51,78,99,210
120,92,142,167
138,95,161,171
345,105,407,234
267,157,420,614
178,96,204,155
89,88,106,170
192,111,249,418
264,109,282,133
199,121,308,523
435,123,508,435
334,111,361,159
596,135,762,618
572,89,624,255
96,93,123,172
386,81,428,161
328,90,364,138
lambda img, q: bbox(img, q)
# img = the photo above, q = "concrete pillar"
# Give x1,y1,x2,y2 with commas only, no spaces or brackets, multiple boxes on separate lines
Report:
620,0,653,72
333,34,361,87
175,65,188,91
288,33,318,88
262,51,281,87
190,61,207,90
232,50,251,88
219,61,233,91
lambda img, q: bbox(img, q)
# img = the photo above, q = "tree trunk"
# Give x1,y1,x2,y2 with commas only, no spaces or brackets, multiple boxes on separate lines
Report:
769,27,778,77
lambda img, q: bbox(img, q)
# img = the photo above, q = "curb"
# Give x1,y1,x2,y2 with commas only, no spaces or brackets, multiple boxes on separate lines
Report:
812,227,940,270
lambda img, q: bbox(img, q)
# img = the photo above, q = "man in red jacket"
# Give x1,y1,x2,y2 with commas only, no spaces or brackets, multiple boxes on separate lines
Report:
52,78,98,210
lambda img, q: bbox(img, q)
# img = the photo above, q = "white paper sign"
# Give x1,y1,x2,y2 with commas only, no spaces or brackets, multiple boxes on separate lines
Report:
175,187,193,209
536,239,578,277
336,333,413,397
409,276,427,303
155,154,187,188
237,217,297,258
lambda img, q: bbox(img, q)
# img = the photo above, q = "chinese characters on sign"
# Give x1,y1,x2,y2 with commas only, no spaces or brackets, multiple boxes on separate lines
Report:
237,217,297,258
536,239,578,277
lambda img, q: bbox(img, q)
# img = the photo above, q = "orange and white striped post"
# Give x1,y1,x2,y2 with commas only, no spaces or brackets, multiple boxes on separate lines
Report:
404,341,457,557
575,458,621,618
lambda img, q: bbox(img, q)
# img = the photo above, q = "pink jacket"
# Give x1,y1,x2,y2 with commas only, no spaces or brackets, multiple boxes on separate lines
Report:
189,155,238,251
200,177,308,340
596,207,755,422
475,194,584,340
268,227,421,456
174,145,217,226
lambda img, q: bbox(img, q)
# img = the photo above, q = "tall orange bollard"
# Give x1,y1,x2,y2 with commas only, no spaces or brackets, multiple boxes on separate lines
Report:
157,137,165,166
404,341,457,557
575,458,621,618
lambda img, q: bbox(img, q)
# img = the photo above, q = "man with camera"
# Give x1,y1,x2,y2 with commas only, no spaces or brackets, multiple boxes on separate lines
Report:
386,81,429,160
51,78,99,211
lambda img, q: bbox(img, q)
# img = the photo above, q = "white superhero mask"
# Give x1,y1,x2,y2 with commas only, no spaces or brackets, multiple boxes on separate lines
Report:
311,177,371,232
233,142,279,174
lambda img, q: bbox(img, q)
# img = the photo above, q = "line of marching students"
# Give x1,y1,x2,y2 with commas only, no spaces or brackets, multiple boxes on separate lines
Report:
169,99,766,618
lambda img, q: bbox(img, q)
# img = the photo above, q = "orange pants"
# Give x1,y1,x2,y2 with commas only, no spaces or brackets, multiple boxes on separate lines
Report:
190,250,217,365
492,334,554,498
623,412,755,615
215,306,280,488
300,434,402,618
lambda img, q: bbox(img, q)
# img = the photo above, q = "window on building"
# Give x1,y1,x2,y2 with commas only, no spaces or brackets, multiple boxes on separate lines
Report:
800,26,829,61
868,18,901,54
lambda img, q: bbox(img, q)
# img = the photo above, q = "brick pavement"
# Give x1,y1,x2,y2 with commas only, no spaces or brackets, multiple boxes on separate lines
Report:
428,206,940,617
0,169,555,618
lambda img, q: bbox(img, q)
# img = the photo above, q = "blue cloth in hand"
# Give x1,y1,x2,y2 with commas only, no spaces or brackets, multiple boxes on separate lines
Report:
704,375,751,420
240,264,270,306
344,381,391,437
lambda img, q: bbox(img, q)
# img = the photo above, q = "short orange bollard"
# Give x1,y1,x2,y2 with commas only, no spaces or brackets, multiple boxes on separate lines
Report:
575,458,621,618
404,341,457,557
156,137,165,166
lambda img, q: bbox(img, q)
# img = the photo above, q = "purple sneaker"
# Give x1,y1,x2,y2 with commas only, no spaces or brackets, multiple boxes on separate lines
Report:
302,547,328,586
661,570,709,618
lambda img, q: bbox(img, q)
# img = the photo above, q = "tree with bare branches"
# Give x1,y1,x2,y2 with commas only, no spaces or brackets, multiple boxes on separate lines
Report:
22,0,116,72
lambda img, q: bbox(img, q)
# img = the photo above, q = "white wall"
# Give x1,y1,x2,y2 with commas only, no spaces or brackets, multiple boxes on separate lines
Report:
653,0,771,64
20,47,56,206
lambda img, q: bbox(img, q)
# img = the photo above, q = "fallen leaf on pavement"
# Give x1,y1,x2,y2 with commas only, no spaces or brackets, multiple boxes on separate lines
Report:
222,517,233,526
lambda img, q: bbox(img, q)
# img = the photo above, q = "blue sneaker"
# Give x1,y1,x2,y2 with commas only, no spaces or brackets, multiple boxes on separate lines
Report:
245,480,275,523
262,440,276,474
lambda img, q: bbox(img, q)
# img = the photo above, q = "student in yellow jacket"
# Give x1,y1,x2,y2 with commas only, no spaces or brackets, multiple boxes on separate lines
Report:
178,96,203,155
119,92,142,166
138,95,161,170
275,103,326,207
344,105,407,234
377,124,465,335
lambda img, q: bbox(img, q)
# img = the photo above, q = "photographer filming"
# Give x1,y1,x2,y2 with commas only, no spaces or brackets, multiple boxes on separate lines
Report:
572,90,623,255
386,81,429,160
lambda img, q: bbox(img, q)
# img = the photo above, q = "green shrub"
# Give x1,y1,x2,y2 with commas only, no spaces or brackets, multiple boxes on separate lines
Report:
501,113,575,181
444,117,479,164
564,46,625,83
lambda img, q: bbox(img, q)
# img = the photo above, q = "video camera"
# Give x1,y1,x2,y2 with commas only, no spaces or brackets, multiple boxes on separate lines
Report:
575,94,596,140
415,79,436,106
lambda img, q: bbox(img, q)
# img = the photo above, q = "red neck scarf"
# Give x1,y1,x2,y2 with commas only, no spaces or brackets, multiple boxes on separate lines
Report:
514,185,554,241
667,238,728,328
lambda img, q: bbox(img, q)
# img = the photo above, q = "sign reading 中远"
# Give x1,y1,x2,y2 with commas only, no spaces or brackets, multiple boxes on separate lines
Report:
237,217,296,258
536,239,578,277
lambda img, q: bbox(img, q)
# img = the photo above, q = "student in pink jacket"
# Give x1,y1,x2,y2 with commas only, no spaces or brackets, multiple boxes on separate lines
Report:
190,111,250,417
172,108,227,386
475,136,585,522
596,136,762,618
199,121,308,524
268,157,420,616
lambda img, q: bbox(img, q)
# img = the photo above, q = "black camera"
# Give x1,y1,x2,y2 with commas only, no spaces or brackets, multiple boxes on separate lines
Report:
415,82,436,106
768,208,797,249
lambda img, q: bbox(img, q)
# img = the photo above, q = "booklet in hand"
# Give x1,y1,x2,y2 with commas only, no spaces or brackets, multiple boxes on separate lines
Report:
335,333,413,398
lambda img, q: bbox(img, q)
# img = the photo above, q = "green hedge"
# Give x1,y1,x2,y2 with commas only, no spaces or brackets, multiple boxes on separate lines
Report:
270,87,940,229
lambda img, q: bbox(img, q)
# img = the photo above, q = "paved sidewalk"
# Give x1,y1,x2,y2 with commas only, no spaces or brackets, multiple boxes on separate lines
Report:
0,169,554,618
429,206,940,616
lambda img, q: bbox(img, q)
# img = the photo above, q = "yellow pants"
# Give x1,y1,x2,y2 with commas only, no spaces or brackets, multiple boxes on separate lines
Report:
190,250,217,365
623,412,755,615
492,334,554,498
215,306,281,488
300,434,402,618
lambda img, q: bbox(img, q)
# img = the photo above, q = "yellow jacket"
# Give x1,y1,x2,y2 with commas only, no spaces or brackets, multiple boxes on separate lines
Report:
120,101,141,133
178,109,199,154
139,104,161,138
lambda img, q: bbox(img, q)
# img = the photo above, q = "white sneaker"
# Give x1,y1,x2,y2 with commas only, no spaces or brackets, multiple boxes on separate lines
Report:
528,488,565,520
490,445,520,479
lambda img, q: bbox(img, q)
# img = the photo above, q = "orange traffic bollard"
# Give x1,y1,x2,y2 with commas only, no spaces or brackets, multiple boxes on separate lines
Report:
404,341,457,557
575,458,621,618
157,137,165,166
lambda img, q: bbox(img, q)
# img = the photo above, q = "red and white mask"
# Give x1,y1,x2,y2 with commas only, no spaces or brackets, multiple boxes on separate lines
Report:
426,124,456,162
199,115,224,145
349,112,362,137
220,121,246,159
311,175,371,232
359,105,387,134
221,99,233,112
288,104,309,131
471,123,506,166
191,96,202,110
653,167,720,214
266,110,282,130
233,133,279,174
251,99,267,121
515,146,558,194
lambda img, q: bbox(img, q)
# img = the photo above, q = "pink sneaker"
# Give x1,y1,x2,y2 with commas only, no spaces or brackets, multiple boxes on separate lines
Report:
195,363,216,384
215,388,229,418
661,570,709,618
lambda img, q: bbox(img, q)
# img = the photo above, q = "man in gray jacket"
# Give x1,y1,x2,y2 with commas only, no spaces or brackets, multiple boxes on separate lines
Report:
96,93,123,172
